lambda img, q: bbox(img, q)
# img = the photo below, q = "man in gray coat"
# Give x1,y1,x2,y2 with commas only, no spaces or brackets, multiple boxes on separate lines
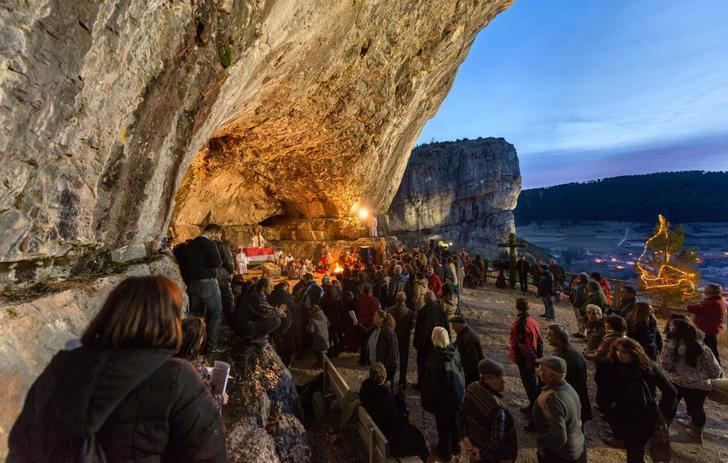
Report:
532,356,586,463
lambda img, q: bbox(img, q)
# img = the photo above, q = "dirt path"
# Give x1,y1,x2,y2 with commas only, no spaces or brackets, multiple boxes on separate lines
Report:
291,281,728,462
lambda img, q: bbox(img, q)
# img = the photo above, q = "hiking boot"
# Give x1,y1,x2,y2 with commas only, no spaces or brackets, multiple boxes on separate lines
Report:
688,424,704,444
602,436,625,448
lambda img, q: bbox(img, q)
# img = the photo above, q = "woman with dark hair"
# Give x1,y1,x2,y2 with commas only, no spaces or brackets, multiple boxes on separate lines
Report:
177,317,226,410
586,314,627,416
602,338,677,462
627,302,662,360
659,318,721,443
8,276,225,462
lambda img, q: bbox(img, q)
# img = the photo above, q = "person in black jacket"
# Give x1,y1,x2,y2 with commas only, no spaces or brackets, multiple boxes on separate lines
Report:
360,363,429,461
422,326,466,462
538,266,556,321
627,302,663,360
516,255,531,293
234,277,285,343
214,238,235,326
413,290,448,389
268,281,296,365
388,291,415,388
602,338,677,462
365,310,400,383
8,276,225,462
451,316,484,386
185,223,224,354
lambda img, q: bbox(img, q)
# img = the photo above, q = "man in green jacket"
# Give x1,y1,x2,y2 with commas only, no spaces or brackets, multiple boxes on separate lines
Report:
532,356,586,463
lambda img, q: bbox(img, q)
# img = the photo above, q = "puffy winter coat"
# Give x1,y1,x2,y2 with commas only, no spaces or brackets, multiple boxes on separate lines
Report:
8,347,225,462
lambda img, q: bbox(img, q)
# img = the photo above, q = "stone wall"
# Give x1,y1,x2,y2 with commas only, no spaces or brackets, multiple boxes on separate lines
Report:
385,138,522,254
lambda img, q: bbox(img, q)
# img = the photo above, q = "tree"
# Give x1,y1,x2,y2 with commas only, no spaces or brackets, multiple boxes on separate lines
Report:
636,214,700,307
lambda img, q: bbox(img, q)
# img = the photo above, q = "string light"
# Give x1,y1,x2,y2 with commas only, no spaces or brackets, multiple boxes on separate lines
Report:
635,214,697,297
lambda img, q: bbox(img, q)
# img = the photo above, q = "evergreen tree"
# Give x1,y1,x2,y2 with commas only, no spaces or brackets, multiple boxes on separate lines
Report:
636,215,700,307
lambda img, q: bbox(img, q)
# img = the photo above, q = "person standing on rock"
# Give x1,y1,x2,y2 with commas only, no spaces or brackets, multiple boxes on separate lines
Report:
457,359,518,463
388,291,415,388
451,316,484,387
186,223,225,354
213,236,235,326
516,255,531,293
532,356,586,463
413,291,448,389
508,298,543,419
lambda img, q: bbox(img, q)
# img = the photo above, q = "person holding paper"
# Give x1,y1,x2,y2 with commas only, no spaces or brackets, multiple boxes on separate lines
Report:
177,317,228,410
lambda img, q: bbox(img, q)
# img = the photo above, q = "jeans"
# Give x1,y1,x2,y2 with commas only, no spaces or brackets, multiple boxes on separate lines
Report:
704,335,721,366
543,296,555,320
188,278,222,350
676,385,708,428
518,364,540,407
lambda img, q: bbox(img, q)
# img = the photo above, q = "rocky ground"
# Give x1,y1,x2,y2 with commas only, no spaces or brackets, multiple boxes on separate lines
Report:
289,281,728,463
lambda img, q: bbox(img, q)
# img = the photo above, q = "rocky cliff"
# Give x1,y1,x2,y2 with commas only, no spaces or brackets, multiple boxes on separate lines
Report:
385,138,522,253
1,0,512,282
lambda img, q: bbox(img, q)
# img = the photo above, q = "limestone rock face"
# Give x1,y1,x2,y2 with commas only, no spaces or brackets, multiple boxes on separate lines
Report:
385,138,522,253
0,0,512,272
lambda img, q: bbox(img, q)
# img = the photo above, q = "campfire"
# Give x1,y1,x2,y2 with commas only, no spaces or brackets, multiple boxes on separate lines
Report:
333,263,343,274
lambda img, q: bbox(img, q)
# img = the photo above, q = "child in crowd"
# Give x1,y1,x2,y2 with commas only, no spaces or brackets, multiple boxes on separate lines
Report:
176,317,227,410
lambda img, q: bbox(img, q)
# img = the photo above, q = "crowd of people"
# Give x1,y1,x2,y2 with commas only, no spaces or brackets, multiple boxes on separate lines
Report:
7,224,727,463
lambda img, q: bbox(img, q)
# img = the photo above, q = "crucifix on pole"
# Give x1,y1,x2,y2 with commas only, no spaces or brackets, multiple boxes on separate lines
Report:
498,232,527,289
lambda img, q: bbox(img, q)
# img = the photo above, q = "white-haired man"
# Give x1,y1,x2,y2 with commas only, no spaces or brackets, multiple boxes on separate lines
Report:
421,326,466,462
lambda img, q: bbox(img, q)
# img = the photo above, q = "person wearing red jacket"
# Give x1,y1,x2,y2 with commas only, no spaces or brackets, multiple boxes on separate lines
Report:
427,266,443,297
508,297,544,416
688,283,726,365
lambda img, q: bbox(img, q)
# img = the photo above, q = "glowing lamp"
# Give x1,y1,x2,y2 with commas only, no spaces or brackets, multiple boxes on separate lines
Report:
358,208,369,219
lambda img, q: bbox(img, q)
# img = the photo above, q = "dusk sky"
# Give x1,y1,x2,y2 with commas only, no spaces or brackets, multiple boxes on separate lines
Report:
417,0,728,189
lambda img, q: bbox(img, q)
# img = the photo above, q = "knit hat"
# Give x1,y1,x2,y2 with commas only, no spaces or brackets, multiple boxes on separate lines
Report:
477,358,504,376
536,356,567,375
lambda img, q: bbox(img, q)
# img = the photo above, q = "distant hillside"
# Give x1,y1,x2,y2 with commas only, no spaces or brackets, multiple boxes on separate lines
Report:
514,171,728,225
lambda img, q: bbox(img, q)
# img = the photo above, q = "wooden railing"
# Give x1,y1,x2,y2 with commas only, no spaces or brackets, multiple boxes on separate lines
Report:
321,355,393,463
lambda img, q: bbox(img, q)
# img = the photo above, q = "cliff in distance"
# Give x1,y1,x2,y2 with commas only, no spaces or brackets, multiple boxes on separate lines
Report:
385,138,522,253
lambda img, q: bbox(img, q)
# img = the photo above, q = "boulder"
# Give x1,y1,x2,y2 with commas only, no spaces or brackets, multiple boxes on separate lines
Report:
225,342,309,462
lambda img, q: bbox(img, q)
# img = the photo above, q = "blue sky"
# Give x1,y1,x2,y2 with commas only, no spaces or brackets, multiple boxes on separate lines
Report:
417,0,728,188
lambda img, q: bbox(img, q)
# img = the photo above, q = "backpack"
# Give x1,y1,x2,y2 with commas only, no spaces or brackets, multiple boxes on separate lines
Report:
445,352,466,407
